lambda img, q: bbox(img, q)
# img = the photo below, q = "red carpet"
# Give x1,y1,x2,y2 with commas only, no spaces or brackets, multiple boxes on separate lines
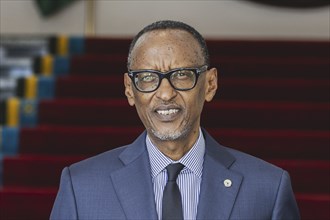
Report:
0,38,329,220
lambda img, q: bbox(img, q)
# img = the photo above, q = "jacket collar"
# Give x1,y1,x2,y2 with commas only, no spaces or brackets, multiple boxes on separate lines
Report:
197,129,243,219
111,129,243,220
110,131,158,220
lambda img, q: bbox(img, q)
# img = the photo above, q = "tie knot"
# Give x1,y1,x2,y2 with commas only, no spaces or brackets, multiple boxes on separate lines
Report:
166,163,184,182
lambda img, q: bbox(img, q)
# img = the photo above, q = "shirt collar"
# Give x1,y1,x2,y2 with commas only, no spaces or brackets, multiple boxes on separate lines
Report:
146,128,205,179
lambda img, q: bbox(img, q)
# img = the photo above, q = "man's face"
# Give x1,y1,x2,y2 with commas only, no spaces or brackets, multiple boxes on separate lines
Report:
124,29,217,143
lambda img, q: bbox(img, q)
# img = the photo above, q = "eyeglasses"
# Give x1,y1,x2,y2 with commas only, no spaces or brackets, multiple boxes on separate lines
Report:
128,65,208,93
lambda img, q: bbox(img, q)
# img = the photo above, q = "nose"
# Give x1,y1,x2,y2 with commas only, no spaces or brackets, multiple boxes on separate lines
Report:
155,78,177,101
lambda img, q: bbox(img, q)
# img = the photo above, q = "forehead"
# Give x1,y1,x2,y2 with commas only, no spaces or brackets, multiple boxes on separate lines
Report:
136,29,199,46
130,29,203,67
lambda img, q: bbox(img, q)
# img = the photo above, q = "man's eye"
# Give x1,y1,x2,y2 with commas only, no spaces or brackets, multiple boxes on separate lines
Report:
140,74,157,82
174,71,193,79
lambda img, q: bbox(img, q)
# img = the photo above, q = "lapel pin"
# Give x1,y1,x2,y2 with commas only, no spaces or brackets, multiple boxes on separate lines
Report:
224,179,232,187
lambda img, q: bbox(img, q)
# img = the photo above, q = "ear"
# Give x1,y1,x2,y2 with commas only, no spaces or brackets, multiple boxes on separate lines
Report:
124,73,135,106
204,68,218,102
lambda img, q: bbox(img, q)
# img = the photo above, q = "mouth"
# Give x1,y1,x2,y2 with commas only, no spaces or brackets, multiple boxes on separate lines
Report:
156,109,179,116
153,105,181,121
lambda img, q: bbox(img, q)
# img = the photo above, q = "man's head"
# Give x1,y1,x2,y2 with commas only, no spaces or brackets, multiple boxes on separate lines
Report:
127,20,210,69
124,20,217,153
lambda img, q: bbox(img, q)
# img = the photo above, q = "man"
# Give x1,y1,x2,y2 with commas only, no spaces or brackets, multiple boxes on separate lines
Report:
51,20,300,220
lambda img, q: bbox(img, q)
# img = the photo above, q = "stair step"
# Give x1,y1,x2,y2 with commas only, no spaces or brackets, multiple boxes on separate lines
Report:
19,126,330,160
268,160,330,194
206,40,330,58
295,194,330,220
0,187,57,220
214,57,329,78
55,75,330,102
56,75,125,99
85,38,131,55
203,101,329,129
38,98,140,126
2,156,85,187
210,129,330,160
20,126,144,155
69,55,329,78
37,99,330,129
84,38,330,58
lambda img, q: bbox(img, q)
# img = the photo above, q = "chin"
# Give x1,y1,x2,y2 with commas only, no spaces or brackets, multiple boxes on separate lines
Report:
150,126,190,141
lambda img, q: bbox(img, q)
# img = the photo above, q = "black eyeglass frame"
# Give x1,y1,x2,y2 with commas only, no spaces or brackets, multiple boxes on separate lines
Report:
128,65,208,93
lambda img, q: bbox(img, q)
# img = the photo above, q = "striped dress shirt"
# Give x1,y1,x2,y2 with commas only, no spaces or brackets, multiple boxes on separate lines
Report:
146,128,205,220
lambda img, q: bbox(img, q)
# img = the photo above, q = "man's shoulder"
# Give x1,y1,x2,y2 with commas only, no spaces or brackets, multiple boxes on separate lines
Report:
204,129,283,176
68,144,130,176
213,145,286,191
67,131,147,176
225,146,283,174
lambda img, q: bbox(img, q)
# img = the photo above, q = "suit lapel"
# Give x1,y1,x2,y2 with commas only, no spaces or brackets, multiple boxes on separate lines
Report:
197,130,243,220
110,132,158,220
109,130,243,219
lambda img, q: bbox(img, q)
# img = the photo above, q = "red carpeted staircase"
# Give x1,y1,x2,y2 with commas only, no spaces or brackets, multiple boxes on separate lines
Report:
0,38,329,219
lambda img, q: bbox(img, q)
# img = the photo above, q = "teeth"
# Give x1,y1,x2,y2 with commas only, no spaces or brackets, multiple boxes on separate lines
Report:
157,109,179,115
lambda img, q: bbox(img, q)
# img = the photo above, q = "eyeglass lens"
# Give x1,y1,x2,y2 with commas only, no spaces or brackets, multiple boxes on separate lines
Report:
134,70,196,92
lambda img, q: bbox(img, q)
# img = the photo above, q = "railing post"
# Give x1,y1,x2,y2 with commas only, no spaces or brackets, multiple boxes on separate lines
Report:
85,0,96,36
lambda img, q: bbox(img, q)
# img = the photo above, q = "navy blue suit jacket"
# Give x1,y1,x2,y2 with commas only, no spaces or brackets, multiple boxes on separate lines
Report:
50,130,300,219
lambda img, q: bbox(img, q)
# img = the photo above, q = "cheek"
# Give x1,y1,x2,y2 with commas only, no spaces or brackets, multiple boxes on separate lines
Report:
190,87,206,114
182,92,205,116
133,93,153,116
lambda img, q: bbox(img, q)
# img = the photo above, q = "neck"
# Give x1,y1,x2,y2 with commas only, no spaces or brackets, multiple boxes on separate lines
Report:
149,128,200,161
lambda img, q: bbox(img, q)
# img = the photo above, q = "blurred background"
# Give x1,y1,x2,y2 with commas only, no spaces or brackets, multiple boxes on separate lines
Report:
1,0,329,37
0,0,329,219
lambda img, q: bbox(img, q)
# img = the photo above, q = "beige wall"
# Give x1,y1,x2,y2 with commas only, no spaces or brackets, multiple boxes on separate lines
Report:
1,0,329,40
